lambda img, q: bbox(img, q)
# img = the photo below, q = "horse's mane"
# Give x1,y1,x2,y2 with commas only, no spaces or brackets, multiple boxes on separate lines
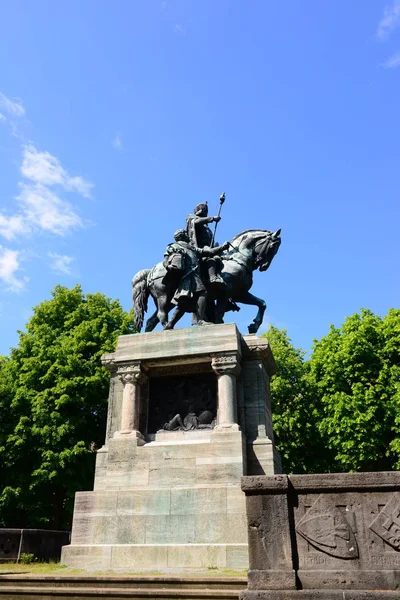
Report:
230,229,272,245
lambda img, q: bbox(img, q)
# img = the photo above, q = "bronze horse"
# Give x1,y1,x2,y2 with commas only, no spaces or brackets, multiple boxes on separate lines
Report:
132,228,281,334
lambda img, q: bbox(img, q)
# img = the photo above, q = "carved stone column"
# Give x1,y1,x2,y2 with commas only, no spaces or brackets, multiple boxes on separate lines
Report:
117,363,147,437
211,353,241,430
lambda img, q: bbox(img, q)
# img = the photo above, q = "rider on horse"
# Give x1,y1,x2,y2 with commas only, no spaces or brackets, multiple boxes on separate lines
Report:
186,202,227,291
163,229,229,316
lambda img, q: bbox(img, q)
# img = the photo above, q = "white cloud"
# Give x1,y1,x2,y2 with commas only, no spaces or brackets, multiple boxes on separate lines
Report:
112,134,123,150
0,145,93,245
377,0,400,40
0,246,25,292
0,213,29,240
48,252,74,275
21,145,94,198
0,113,5,121
381,50,400,68
0,92,25,118
17,183,83,236
66,175,94,198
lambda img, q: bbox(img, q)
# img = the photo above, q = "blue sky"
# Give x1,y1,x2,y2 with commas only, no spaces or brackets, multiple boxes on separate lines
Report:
0,0,398,355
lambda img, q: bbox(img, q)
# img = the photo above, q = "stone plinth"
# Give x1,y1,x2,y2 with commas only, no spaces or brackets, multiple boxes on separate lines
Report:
240,472,400,599
62,324,279,571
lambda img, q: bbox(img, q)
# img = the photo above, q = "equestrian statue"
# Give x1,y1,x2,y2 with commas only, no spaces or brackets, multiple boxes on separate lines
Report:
132,194,281,334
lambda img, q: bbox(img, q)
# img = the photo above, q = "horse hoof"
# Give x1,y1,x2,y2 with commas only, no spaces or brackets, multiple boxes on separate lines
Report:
248,323,258,334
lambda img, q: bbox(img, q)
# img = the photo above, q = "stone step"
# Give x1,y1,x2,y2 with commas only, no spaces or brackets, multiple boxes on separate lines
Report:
0,575,246,591
0,583,242,599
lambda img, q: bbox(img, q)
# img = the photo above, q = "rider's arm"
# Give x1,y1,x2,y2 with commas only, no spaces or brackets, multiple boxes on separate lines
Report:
209,242,229,256
194,216,219,225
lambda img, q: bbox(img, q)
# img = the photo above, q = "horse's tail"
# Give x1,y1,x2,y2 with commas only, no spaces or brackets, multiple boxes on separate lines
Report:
132,269,151,332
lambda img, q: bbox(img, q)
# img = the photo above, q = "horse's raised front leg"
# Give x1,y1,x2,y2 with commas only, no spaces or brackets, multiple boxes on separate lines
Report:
235,291,266,334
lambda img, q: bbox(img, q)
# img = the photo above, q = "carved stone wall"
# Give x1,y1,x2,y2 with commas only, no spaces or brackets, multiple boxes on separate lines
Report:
240,472,400,599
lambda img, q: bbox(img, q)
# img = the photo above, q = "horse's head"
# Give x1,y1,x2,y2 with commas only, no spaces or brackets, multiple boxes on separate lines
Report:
254,229,281,272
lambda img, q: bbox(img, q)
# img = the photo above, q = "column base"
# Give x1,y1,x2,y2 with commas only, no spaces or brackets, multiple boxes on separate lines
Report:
215,423,241,432
113,429,145,445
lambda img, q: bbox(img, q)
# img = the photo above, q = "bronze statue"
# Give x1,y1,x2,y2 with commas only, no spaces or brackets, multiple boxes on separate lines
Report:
186,196,226,290
162,229,229,328
132,195,281,332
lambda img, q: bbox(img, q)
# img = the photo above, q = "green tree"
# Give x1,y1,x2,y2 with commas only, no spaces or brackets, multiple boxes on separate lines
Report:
309,309,400,472
264,326,331,473
0,285,134,529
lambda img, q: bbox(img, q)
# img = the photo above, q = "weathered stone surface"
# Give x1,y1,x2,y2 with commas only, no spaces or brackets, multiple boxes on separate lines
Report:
247,570,296,590
240,472,400,598
117,489,171,515
115,515,146,544
166,544,227,569
170,487,227,515
145,515,195,544
226,545,249,570
114,323,242,364
112,545,168,570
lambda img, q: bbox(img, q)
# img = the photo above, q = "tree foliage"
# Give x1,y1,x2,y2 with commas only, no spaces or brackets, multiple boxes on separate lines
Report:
0,285,134,529
266,309,400,474
308,309,400,472
264,326,332,474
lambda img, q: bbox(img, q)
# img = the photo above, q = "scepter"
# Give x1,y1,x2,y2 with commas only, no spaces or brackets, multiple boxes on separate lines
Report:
211,192,225,247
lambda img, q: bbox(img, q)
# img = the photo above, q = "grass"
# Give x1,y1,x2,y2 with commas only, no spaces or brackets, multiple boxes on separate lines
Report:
0,562,247,578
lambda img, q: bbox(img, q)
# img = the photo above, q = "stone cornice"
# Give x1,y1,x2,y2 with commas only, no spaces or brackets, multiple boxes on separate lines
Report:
241,335,276,377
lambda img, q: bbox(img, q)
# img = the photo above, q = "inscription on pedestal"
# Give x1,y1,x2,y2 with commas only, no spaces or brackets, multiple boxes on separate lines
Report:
296,495,359,559
370,493,400,551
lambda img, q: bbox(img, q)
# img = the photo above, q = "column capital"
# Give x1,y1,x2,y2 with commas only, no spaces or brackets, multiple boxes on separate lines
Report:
101,353,117,374
211,352,241,377
117,363,148,386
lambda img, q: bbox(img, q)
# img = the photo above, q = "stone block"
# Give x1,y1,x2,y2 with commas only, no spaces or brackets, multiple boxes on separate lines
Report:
93,516,118,544
107,437,139,462
145,515,195,544
114,323,241,364
61,545,112,570
167,544,227,568
148,455,197,471
74,491,117,516
142,439,212,460
248,570,297,590
196,460,244,484
170,487,227,515
70,516,95,544
93,449,108,490
226,544,249,569
117,489,171,515
227,486,246,514
116,514,146,544
111,544,168,570
148,465,197,487
195,513,248,544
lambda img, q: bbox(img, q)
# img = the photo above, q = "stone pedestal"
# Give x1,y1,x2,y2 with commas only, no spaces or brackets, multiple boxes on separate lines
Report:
62,324,279,571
